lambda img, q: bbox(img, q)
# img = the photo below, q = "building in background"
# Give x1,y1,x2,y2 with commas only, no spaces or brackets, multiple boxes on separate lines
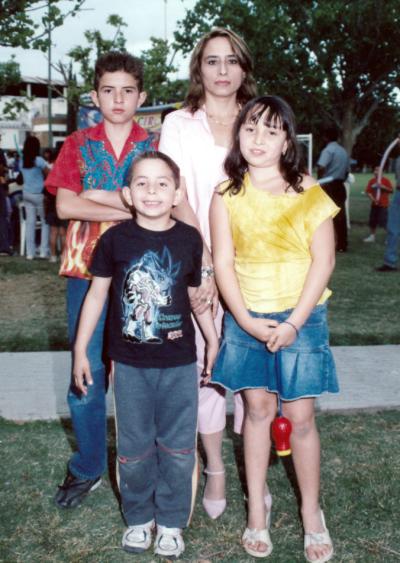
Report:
0,76,67,150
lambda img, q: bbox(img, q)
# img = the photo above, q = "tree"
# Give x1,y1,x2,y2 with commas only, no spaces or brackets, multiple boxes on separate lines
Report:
141,38,188,105
0,56,32,120
0,0,86,50
51,14,127,133
352,102,400,169
174,0,400,155
0,57,21,95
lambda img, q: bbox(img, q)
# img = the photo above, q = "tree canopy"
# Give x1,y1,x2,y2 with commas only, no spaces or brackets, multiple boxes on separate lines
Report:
174,0,400,155
0,0,86,50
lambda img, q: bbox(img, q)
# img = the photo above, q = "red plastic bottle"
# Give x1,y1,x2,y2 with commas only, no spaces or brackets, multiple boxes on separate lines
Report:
271,416,292,456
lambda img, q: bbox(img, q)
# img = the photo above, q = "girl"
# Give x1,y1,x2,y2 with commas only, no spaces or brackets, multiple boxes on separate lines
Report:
21,136,50,259
159,27,257,519
210,96,339,562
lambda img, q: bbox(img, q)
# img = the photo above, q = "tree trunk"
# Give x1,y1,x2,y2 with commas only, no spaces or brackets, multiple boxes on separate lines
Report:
341,102,357,156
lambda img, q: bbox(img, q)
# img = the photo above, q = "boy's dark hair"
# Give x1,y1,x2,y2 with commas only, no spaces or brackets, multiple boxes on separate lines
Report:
127,150,180,189
94,51,144,92
223,95,306,196
22,135,41,169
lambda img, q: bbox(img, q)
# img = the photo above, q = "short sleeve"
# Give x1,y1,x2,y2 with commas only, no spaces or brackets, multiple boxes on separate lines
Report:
316,146,331,169
304,185,340,242
35,156,48,170
90,230,114,278
187,230,203,288
159,112,184,170
45,134,82,195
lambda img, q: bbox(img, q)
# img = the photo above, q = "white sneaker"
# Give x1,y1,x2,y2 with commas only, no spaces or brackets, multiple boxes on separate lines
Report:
122,519,154,553
154,525,185,559
363,234,375,242
49,255,58,263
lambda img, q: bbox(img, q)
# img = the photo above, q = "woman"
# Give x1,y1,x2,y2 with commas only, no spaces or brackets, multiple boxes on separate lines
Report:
159,28,257,519
21,136,50,260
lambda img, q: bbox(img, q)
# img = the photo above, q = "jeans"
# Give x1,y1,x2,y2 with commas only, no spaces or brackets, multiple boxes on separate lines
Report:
212,305,338,400
23,192,49,258
66,277,108,480
384,190,400,268
114,361,198,528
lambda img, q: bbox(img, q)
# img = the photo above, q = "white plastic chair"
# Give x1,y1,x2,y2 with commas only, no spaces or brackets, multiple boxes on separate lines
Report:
18,201,42,256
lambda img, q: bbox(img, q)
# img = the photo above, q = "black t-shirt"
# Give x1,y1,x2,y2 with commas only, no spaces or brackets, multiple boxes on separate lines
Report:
91,219,203,368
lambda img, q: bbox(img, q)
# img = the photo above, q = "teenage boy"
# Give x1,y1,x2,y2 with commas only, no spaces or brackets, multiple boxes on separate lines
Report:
45,51,157,509
73,151,218,558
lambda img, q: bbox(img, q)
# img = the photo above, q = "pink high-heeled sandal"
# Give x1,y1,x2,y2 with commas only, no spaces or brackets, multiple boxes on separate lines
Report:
202,468,226,519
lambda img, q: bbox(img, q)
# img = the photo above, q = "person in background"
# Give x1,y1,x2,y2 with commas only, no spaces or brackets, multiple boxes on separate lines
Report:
363,166,393,243
317,127,350,252
0,161,12,256
21,135,50,260
43,148,68,262
376,153,400,271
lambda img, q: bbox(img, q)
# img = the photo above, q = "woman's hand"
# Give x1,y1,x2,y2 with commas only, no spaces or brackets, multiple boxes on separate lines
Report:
189,276,219,317
266,322,297,353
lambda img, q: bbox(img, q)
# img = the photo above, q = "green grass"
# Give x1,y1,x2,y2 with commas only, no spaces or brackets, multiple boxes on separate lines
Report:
0,412,399,562
0,172,399,351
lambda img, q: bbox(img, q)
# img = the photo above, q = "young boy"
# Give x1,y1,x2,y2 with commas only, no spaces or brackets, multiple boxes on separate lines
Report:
364,166,393,242
73,151,218,558
45,51,157,508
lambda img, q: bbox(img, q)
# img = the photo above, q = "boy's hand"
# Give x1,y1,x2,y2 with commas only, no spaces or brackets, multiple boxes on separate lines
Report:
266,322,298,353
243,317,279,343
73,352,93,395
202,337,219,385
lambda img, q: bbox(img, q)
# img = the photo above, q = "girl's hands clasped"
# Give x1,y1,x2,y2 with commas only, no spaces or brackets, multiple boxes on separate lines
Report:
243,317,279,343
266,321,298,353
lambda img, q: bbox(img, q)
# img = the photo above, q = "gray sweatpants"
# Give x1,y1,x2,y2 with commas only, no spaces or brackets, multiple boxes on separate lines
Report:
114,361,198,528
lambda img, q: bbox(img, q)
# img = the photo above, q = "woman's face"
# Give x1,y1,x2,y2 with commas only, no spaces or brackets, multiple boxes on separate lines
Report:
200,36,245,101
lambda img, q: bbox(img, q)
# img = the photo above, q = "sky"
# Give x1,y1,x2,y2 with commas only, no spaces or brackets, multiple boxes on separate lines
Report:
1,0,197,81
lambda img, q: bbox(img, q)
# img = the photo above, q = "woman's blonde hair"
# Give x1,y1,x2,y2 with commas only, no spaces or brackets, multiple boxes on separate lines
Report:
184,27,257,113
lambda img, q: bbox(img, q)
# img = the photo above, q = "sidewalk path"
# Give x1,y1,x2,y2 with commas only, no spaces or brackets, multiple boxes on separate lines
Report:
1,345,399,421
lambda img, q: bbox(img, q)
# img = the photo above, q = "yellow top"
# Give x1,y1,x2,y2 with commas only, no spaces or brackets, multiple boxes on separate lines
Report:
220,174,339,313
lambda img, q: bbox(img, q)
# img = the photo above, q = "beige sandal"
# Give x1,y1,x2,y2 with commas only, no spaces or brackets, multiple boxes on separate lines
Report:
202,468,226,520
304,510,334,563
242,527,273,558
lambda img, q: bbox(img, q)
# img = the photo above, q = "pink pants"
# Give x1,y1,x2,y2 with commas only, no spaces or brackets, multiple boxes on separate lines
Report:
196,306,244,435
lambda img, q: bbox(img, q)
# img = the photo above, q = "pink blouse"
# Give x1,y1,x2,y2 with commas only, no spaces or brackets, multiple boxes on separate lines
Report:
159,107,228,246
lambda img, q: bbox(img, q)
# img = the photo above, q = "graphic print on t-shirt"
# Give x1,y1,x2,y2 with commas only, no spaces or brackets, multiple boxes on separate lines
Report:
122,247,181,344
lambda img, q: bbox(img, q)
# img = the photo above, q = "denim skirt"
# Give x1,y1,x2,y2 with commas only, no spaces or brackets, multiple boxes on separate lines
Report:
211,304,339,401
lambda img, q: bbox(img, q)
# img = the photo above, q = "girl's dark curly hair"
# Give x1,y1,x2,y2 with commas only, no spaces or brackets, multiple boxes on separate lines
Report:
223,96,306,195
